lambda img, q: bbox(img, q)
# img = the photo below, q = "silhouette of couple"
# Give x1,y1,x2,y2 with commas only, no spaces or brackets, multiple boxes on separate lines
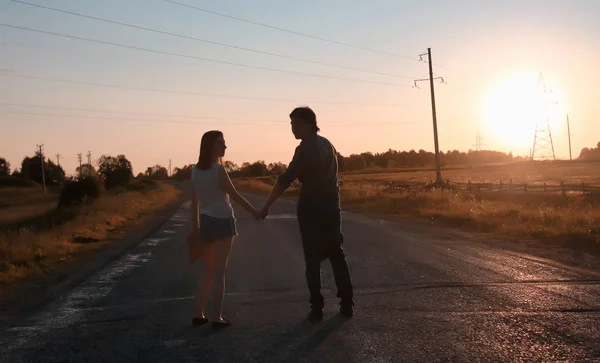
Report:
187,106,354,329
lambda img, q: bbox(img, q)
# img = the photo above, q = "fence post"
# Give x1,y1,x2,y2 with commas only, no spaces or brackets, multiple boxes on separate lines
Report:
499,180,503,192
544,183,547,192
582,182,586,195
560,181,566,197
468,180,472,193
509,179,513,192
524,184,528,193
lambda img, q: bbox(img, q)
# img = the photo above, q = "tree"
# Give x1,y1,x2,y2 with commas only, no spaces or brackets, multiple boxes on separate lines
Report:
76,163,97,178
0,158,10,177
344,154,367,171
19,153,65,185
336,152,346,172
267,162,287,175
223,160,239,173
241,161,268,177
172,164,194,180
97,154,133,189
145,164,169,179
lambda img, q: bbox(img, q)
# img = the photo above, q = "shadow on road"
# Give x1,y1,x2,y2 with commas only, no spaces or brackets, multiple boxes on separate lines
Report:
264,316,350,362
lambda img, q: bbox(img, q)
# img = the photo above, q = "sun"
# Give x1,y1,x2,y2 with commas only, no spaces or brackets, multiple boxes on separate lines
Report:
481,73,564,152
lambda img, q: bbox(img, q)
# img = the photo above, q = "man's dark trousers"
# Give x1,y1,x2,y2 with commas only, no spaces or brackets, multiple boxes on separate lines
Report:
297,199,353,311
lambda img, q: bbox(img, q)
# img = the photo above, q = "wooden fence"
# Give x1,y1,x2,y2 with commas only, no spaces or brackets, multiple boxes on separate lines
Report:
447,180,600,196
374,179,600,196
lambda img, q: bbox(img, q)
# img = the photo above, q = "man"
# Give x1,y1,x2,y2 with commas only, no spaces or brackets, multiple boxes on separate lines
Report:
258,106,354,321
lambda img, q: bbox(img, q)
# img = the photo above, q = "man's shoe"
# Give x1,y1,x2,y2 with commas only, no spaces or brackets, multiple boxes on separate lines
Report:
339,305,354,317
306,309,324,322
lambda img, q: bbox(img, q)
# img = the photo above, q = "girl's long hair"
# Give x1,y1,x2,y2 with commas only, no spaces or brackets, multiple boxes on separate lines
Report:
196,130,224,170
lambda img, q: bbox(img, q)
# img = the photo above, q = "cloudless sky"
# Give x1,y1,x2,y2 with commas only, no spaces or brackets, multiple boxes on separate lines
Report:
2,0,599,175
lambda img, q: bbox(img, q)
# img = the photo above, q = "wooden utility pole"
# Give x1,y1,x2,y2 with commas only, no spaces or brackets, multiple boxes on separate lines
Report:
567,114,572,161
87,151,92,175
37,144,46,195
56,153,61,167
414,48,445,186
78,153,83,178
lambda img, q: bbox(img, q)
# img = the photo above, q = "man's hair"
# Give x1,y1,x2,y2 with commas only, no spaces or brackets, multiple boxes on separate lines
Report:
290,106,320,132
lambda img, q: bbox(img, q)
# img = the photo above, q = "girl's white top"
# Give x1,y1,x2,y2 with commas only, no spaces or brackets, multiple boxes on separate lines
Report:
190,162,234,218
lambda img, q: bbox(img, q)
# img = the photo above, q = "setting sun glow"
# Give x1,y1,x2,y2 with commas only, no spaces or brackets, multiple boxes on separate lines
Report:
482,73,564,152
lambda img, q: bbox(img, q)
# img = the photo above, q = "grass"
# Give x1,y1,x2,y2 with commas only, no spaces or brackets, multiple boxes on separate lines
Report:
234,161,600,251
0,186,60,228
341,160,600,186
0,180,183,284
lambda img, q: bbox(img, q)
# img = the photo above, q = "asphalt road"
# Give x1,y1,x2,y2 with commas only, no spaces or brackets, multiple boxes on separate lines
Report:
1,195,599,362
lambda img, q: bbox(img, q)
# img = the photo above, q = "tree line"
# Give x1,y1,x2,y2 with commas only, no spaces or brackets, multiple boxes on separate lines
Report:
170,148,521,179
2,141,599,186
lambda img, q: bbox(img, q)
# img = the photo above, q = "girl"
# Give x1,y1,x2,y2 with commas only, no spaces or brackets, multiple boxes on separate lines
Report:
188,130,259,329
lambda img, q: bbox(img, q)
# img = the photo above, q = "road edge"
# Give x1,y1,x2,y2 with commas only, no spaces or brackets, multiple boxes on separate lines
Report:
0,194,188,328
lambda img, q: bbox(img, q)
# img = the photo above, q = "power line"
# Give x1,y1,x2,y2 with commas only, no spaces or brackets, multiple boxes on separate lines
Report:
164,0,420,61
10,0,415,80
0,24,410,87
1,110,282,126
2,42,416,95
1,110,419,127
0,102,281,122
0,73,405,106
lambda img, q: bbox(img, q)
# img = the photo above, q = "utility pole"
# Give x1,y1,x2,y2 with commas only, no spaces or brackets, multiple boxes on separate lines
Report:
56,153,61,167
567,114,572,161
77,153,83,178
414,48,445,186
87,150,92,175
168,159,172,177
37,144,46,195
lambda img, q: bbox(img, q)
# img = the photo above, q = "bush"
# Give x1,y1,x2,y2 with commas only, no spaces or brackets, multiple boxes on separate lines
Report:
58,176,104,207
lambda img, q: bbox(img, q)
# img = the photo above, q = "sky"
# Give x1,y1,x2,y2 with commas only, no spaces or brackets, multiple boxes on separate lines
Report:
2,0,599,175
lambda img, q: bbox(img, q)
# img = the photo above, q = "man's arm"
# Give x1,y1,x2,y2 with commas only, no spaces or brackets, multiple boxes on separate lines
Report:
260,182,286,213
259,145,306,217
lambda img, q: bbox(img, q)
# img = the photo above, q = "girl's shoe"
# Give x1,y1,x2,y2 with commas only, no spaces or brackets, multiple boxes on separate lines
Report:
212,319,231,329
192,317,209,326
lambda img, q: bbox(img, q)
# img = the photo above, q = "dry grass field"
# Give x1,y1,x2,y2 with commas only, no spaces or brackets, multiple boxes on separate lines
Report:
340,160,600,186
0,186,59,228
235,160,600,250
0,181,183,284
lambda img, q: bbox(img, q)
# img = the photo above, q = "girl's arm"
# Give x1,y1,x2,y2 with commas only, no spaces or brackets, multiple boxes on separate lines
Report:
190,180,200,231
217,165,257,217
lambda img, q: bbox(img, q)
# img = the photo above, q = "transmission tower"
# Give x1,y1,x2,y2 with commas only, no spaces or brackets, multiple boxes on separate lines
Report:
475,129,487,151
531,73,556,161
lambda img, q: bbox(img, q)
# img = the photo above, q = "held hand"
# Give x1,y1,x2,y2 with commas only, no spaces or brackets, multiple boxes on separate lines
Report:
251,208,262,221
257,204,269,220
